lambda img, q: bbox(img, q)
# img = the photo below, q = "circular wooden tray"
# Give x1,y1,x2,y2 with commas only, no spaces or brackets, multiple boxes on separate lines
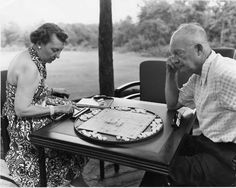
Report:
74,106,164,144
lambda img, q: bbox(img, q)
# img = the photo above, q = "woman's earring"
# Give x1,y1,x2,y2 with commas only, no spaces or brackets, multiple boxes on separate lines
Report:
38,45,41,49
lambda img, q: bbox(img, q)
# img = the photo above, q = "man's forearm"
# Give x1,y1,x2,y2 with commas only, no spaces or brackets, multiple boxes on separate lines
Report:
165,72,180,109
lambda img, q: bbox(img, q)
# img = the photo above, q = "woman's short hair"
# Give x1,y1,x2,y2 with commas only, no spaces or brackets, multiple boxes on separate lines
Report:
30,23,68,45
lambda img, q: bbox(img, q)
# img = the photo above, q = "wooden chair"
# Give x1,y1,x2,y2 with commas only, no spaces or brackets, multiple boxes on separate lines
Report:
1,70,10,159
214,47,235,59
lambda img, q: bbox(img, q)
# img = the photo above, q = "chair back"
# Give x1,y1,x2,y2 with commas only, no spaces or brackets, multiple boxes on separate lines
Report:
214,47,235,58
1,70,10,159
139,60,192,103
139,60,166,103
1,70,7,110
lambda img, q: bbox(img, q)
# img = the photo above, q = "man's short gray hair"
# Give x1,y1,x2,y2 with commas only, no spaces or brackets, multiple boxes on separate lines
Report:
171,22,209,45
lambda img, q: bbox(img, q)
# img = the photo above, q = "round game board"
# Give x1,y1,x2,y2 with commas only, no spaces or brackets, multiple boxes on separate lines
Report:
74,106,164,144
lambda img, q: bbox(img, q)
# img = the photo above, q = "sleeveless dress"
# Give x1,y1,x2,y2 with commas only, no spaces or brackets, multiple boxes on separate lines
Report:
2,47,87,187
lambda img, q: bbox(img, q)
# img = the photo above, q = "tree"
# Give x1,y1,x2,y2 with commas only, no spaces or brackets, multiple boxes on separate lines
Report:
138,18,170,46
206,0,236,47
113,16,136,47
138,0,172,24
1,22,21,47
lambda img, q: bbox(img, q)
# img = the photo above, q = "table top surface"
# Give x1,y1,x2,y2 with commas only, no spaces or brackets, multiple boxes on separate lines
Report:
30,98,195,174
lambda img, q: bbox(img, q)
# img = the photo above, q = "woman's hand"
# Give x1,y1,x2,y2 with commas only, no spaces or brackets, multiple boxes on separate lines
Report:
55,104,74,114
52,88,70,98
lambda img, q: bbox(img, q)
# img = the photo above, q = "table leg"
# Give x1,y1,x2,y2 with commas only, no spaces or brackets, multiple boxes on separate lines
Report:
99,160,105,180
37,146,47,187
114,163,120,173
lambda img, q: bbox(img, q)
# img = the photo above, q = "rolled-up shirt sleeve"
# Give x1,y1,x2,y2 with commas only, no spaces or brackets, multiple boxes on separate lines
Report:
178,75,196,109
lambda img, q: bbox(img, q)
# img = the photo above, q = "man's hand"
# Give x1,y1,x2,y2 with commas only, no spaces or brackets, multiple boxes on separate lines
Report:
166,56,181,74
165,56,182,109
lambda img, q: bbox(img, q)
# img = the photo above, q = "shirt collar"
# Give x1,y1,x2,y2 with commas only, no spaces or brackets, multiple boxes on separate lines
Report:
200,50,217,85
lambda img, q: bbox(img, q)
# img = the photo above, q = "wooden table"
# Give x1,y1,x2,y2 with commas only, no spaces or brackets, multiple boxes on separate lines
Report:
30,98,195,186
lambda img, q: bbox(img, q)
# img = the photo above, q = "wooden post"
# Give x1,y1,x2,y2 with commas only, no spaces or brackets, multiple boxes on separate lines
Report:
99,0,114,96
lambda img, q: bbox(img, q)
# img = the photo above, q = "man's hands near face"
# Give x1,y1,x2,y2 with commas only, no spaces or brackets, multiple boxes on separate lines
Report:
166,56,182,75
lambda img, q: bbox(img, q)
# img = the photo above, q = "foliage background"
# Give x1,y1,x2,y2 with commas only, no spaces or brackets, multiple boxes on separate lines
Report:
1,0,236,57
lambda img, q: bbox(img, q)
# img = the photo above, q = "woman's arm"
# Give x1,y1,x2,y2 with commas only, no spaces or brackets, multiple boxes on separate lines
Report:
14,60,72,117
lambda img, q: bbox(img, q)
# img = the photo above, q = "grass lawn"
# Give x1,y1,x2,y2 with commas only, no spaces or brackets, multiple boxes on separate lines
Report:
1,50,164,99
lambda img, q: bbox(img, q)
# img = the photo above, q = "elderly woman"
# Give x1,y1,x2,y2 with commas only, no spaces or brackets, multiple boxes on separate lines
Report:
2,23,88,187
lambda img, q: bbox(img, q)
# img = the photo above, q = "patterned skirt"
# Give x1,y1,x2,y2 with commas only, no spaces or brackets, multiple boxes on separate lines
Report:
5,115,88,187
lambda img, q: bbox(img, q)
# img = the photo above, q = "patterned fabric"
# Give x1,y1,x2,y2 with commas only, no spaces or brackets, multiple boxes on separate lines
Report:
2,47,87,187
28,47,47,79
178,50,236,143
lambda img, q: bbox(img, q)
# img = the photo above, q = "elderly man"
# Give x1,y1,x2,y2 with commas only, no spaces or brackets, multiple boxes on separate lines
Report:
140,23,236,186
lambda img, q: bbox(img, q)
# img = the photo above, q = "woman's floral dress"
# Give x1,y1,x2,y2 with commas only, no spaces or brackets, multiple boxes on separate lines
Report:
2,47,87,187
